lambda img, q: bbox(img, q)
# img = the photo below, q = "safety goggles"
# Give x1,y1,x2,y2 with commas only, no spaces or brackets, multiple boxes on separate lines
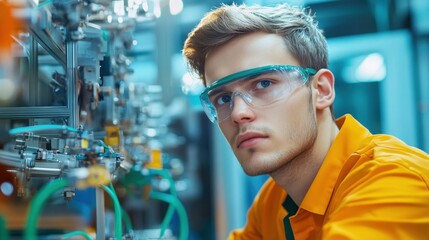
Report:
200,65,316,123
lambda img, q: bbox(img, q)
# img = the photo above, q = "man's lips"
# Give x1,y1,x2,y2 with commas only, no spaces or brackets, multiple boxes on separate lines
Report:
236,132,268,148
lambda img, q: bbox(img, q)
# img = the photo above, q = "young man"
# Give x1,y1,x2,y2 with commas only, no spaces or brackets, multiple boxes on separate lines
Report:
183,3,429,240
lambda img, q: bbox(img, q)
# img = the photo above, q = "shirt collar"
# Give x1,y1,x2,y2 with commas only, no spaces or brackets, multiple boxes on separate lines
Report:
300,114,371,214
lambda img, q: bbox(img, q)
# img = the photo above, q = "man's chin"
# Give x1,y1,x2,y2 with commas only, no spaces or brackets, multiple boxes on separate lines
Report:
242,164,271,176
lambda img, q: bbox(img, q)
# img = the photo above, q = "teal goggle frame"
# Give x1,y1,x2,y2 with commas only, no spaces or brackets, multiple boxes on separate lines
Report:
200,64,317,123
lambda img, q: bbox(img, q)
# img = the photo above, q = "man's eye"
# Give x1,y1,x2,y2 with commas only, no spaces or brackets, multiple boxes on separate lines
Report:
215,94,231,106
255,80,272,89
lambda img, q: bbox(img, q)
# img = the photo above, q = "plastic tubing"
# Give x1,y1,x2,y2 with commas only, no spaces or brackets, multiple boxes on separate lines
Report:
109,183,133,234
25,178,69,240
159,203,175,238
149,169,177,195
101,185,122,239
37,0,52,8
9,124,78,135
149,169,177,238
0,215,9,240
121,208,133,235
61,230,92,240
150,191,189,240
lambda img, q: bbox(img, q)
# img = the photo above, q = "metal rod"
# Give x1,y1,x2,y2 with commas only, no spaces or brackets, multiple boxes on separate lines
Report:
0,150,21,168
66,39,79,129
96,187,106,240
0,150,63,176
0,106,70,119
29,35,39,106
27,167,62,176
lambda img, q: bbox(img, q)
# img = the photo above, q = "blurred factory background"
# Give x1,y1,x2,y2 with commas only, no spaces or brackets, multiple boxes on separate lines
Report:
0,0,427,239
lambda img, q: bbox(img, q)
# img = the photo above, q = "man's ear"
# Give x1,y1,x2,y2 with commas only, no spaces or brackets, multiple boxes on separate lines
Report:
311,69,335,110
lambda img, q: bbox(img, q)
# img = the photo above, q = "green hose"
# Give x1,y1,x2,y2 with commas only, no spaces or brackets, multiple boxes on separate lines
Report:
23,178,124,240
149,169,178,238
101,185,122,239
121,208,133,235
61,230,92,240
150,191,189,240
109,183,133,234
37,0,53,8
25,178,69,240
0,215,9,240
149,169,177,195
159,204,176,238
9,124,78,135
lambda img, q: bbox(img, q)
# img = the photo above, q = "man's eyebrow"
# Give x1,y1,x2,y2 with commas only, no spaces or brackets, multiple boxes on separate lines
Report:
242,72,268,81
208,71,276,96
208,86,226,97
242,70,279,81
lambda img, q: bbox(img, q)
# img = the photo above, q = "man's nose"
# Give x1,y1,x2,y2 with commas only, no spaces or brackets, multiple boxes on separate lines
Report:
230,93,255,123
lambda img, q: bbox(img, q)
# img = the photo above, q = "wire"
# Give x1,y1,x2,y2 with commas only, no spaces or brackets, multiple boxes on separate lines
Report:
61,230,92,240
0,215,9,240
150,191,189,240
9,124,78,135
101,185,122,239
24,178,69,240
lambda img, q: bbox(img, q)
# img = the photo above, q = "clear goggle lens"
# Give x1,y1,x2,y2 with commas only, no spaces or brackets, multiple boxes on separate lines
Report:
200,65,316,123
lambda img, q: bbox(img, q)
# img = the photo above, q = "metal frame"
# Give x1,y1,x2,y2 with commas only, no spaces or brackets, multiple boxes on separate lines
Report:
2,27,79,131
29,25,66,66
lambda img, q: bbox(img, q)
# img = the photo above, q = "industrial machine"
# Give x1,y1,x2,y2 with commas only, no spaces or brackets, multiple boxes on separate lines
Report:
0,1,188,239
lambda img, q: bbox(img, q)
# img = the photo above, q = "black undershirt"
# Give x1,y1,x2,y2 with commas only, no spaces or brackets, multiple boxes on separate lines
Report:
282,195,299,240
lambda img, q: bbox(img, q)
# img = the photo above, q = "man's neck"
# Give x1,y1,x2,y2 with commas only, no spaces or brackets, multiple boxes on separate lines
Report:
270,112,339,205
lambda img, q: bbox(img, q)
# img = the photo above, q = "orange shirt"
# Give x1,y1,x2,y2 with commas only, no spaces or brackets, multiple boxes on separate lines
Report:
228,114,429,239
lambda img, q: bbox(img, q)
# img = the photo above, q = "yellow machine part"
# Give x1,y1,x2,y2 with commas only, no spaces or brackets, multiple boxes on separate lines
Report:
76,165,111,189
104,126,121,150
145,149,163,169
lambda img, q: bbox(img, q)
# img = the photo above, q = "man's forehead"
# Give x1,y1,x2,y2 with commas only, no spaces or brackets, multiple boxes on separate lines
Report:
204,33,298,85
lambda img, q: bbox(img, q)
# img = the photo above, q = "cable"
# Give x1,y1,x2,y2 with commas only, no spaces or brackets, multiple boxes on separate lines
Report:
61,230,92,240
24,178,69,240
9,124,78,135
0,215,9,240
101,185,122,239
150,191,189,240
